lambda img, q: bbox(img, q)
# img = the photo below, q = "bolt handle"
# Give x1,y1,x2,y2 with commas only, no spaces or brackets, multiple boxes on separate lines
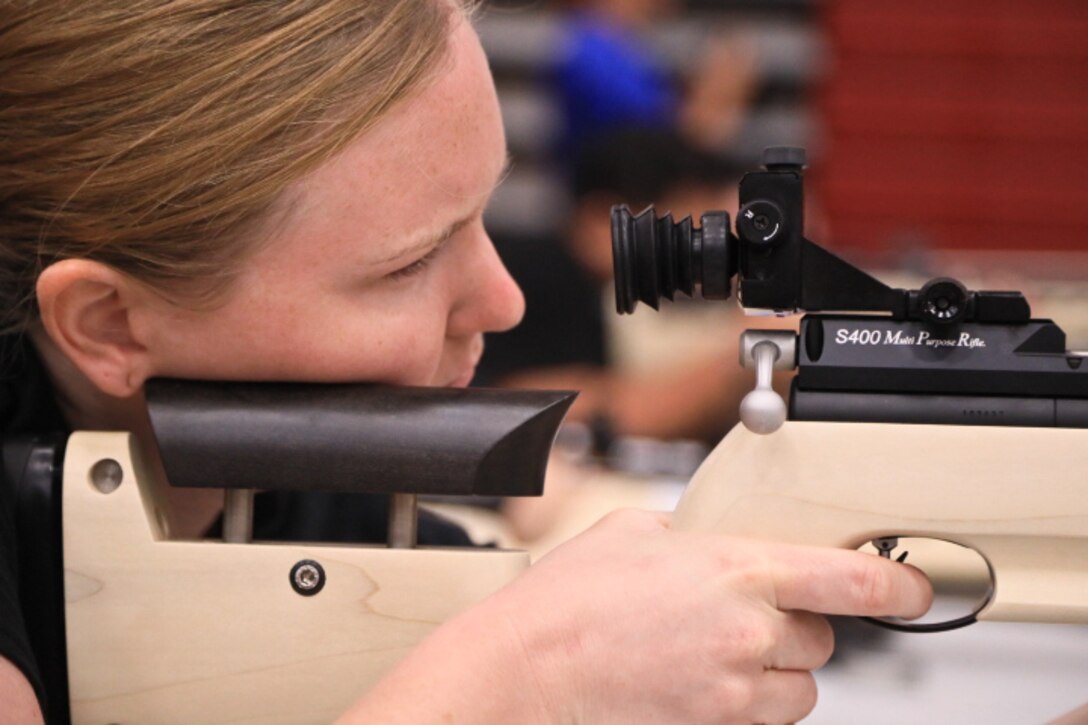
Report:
738,331,797,435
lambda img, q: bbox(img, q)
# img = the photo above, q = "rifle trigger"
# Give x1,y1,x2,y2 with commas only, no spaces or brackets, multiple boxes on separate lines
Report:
873,537,899,559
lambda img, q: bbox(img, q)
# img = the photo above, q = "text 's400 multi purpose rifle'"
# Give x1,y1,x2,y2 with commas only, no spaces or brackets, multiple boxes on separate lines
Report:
612,146,1088,632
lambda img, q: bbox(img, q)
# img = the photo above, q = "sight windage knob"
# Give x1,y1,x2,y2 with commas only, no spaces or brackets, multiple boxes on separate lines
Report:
737,200,786,248
611,205,737,314
919,277,969,325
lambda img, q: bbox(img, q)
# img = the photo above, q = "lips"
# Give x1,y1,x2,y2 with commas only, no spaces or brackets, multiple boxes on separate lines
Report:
443,337,484,387
447,366,477,388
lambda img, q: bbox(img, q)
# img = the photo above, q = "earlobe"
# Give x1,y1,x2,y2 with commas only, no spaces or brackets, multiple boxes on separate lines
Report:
36,259,153,398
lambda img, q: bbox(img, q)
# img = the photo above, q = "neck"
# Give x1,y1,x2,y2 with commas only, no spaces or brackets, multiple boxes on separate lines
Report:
29,328,225,539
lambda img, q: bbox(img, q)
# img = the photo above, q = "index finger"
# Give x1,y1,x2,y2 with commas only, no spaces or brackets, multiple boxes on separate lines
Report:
767,544,934,619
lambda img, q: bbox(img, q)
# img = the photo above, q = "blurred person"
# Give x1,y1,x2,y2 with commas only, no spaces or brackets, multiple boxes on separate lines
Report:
0,2,933,723
549,0,759,167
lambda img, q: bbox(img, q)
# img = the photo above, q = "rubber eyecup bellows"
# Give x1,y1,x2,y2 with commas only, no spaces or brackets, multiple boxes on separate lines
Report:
611,204,736,314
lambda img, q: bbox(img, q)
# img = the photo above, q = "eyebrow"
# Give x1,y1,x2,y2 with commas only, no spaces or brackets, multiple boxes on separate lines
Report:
374,152,512,266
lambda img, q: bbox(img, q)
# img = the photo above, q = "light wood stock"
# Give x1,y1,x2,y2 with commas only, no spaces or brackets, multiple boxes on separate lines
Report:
63,432,528,724
673,421,1088,624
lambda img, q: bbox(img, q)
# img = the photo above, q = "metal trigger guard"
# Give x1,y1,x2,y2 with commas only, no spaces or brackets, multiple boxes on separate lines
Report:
861,610,983,634
860,536,996,633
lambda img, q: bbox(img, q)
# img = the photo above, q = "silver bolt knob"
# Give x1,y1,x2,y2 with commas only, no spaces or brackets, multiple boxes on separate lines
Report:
738,332,796,435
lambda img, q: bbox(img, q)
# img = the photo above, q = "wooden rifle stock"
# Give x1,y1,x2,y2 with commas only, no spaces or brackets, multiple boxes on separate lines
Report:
673,421,1088,624
60,383,576,723
63,431,526,723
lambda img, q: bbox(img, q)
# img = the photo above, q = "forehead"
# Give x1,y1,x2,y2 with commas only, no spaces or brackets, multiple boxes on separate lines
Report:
270,18,506,264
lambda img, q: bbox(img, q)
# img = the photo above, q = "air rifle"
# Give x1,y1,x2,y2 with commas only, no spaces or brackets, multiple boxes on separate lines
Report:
611,146,1088,632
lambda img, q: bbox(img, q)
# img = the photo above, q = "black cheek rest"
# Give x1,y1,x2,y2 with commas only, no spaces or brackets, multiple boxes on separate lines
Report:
145,379,577,497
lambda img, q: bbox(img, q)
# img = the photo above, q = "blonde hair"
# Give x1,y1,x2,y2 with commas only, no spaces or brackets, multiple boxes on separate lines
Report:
0,0,465,335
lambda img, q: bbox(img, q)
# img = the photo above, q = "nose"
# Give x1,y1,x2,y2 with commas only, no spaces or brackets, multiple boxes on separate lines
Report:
446,226,525,337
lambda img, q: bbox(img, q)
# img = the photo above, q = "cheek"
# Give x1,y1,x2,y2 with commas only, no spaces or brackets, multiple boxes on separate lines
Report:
349,326,447,384
327,295,453,385
150,263,459,385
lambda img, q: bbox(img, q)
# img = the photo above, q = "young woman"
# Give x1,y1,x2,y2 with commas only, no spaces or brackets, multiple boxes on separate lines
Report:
0,1,931,722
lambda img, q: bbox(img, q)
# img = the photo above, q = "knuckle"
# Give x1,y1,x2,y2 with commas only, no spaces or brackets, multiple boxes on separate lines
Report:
849,562,895,613
720,619,778,666
713,546,772,592
597,507,652,532
792,612,835,670
719,562,765,595
814,617,835,668
794,671,819,717
716,676,755,715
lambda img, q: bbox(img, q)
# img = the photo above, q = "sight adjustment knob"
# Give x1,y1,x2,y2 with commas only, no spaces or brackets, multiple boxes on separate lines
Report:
737,200,786,249
762,146,807,171
919,277,969,325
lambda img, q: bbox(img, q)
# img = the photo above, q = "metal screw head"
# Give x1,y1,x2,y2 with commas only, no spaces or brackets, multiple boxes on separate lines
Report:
289,560,325,596
89,458,123,494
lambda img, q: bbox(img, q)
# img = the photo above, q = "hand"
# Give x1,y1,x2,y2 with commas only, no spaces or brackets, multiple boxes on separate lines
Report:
0,657,42,725
488,508,933,725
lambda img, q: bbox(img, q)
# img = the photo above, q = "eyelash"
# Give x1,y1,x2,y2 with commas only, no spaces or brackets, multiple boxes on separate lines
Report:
386,240,446,281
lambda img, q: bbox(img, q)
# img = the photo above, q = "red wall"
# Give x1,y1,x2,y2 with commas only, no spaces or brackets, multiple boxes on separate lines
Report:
812,0,1088,252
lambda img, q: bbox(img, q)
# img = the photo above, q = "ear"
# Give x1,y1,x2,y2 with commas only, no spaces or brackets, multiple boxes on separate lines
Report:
36,259,155,398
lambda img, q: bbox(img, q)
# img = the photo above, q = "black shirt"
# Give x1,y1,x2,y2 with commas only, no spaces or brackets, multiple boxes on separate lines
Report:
0,335,62,719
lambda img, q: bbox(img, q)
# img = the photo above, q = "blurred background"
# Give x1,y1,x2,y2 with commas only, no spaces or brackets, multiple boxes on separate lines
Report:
480,0,1088,270
443,1,1088,722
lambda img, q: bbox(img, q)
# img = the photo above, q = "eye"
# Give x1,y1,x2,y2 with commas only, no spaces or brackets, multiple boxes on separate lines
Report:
385,241,446,282
383,215,471,282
